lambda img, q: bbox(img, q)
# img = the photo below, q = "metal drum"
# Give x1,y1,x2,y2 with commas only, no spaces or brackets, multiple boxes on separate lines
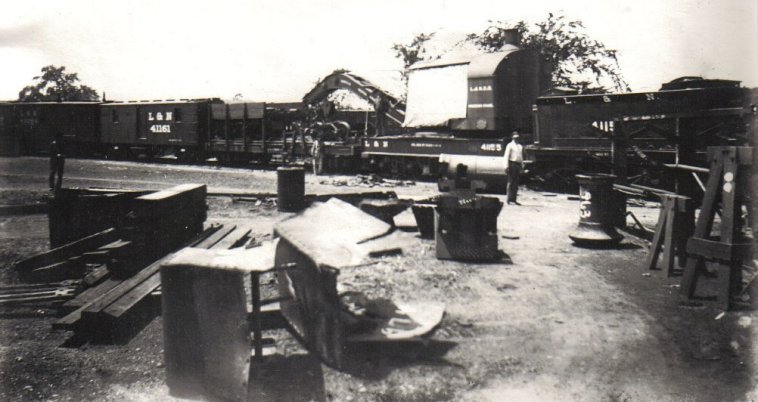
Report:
277,166,305,212
569,174,623,246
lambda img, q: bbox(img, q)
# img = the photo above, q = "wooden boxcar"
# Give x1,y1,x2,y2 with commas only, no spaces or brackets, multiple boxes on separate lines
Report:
0,102,101,156
100,100,214,159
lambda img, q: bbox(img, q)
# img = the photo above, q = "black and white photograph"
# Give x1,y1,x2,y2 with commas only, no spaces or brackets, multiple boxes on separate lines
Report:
1,0,757,400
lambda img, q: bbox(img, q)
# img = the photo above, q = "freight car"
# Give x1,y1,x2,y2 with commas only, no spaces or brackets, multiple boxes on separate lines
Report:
99,99,309,163
0,101,100,156
529,77,748,192
100,99,213,160
0,98,357,165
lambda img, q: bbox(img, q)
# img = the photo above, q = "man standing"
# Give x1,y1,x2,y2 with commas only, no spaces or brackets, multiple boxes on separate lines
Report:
311,134,323,175
49,131,65,192
503,131,523,205
370,90,388,136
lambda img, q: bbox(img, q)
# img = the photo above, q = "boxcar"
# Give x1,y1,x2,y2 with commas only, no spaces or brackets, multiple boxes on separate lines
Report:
101,100,214,159
0,102,101,156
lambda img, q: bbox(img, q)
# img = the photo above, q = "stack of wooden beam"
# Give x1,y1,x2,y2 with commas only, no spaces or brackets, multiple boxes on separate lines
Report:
53,224,254,343
15,228,121,283
8,183,241,344
119,184,208,271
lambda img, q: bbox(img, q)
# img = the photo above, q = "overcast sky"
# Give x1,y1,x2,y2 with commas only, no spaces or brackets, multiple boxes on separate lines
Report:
1,0,756,102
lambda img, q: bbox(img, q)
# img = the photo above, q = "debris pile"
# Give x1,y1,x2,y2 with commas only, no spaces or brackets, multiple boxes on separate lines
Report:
320,174,415,188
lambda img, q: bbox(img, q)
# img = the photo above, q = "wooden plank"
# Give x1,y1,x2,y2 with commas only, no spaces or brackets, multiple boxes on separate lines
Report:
0,203,47,216
87,272,162,343
80,250,111,264
135,183,206,202
55,226,219,333
663,163,710,174
95,240,132,260
662,199,677,276
15,228,118,273
686,238,753,261
55,278,123,324
645,200,668,271
82,226,222,316
194,225,236,249
99,226,239,322
25,258,87,282
100,272,160,319
81,265,110,288
212,226,251,250
82,256,179,318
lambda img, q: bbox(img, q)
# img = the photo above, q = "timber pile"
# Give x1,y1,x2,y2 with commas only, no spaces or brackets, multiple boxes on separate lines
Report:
53,224,254,343
119,184,208,273
7,183,227,344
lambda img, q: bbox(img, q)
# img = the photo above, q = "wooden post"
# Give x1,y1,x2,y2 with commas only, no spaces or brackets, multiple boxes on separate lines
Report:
646,194,695,276
242,103,248,153
251,273,263,360
224,104,230,155
680,147,753,309
612,121,628,184
262,103,268,160
680,150,723,299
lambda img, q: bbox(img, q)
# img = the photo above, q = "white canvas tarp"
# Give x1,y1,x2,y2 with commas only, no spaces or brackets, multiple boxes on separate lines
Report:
402,63,469,127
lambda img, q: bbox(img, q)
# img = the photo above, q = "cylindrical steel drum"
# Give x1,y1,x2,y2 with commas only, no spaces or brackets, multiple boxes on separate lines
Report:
277,166,305,212
569,174,623,246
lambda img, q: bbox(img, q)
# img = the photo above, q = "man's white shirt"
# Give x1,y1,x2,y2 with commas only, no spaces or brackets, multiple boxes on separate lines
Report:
503,141,523,170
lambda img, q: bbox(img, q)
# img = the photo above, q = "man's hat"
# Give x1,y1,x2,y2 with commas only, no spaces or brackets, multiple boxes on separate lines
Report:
511,131,520,139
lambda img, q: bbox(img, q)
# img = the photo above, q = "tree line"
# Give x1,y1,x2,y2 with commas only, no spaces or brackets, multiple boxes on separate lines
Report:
18,13,627,102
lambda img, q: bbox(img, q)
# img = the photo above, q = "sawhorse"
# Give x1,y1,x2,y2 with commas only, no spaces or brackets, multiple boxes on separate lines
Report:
645,194,694,276
680,147,754,310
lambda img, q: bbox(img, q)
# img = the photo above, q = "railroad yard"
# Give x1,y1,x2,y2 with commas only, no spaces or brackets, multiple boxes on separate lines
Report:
0,156,756,401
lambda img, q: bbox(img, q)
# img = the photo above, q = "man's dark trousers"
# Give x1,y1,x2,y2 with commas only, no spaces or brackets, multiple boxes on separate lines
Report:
506,162,521,203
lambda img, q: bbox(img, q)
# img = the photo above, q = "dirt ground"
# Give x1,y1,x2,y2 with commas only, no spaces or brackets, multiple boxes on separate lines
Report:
0,156,756,401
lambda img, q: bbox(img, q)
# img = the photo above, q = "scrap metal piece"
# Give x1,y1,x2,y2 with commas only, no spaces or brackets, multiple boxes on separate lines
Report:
358,198,410,225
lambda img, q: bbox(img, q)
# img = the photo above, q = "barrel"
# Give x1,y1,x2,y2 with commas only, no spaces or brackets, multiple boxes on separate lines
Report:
277,166,305,212
568,174,623,246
